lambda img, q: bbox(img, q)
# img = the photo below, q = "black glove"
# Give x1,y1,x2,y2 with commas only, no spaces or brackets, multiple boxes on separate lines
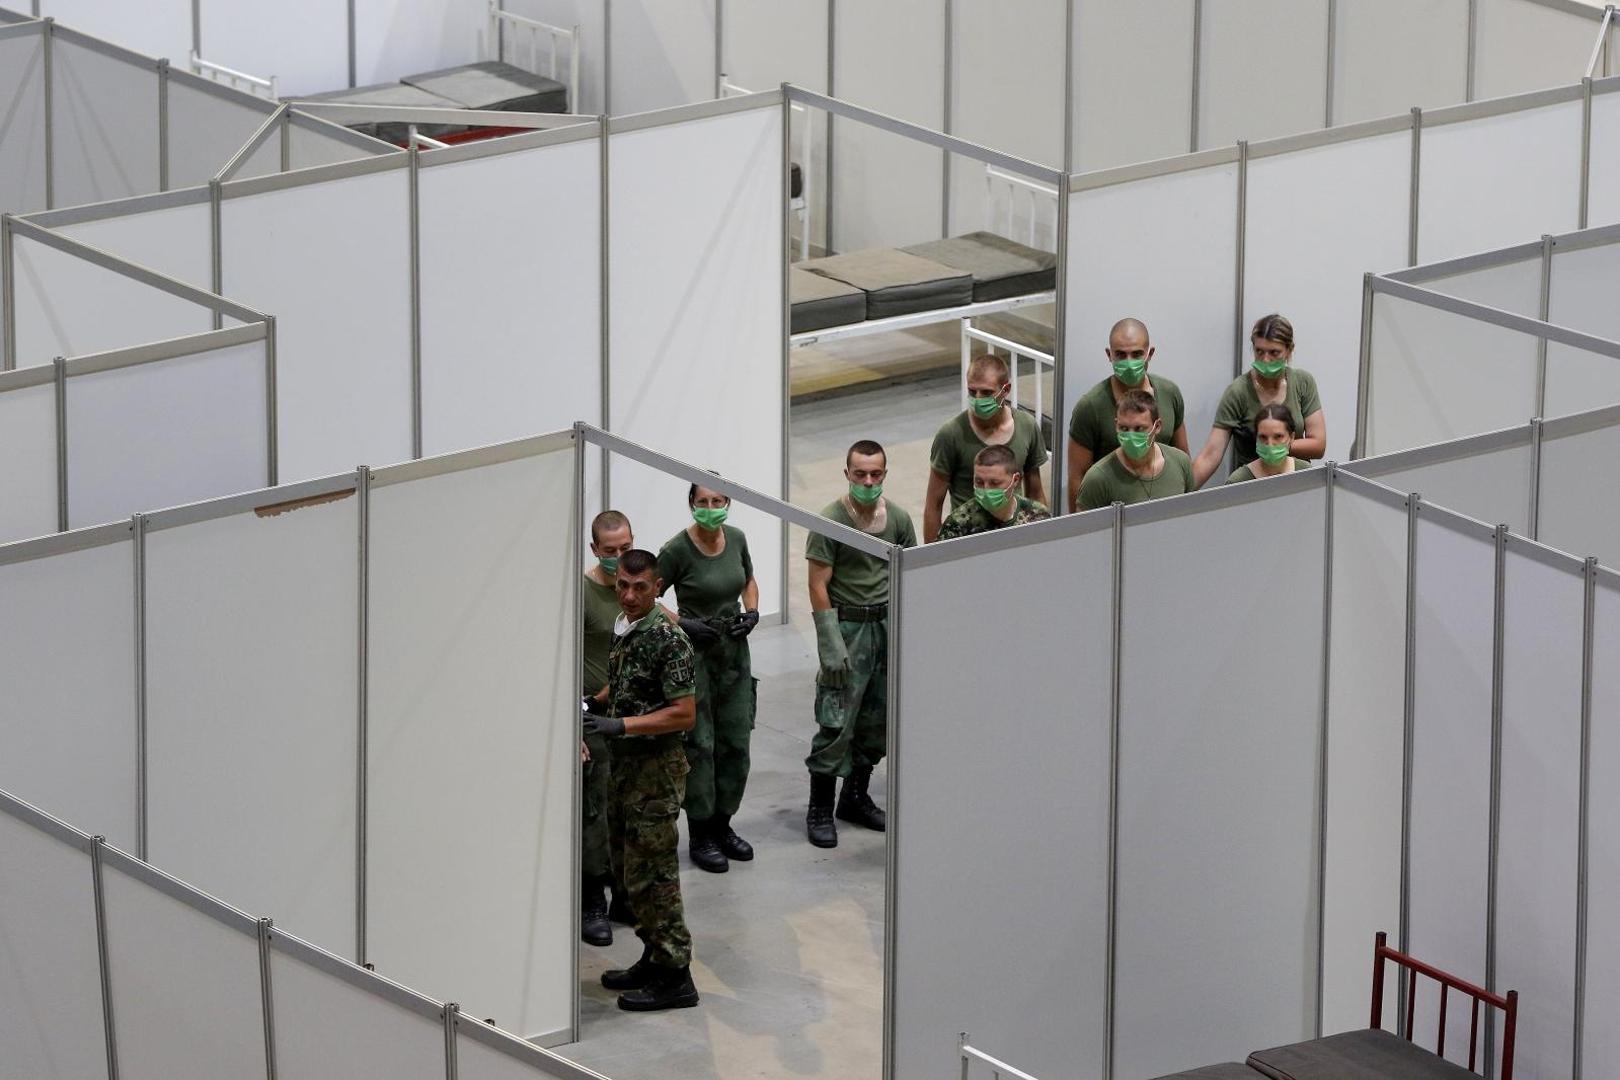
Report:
582,696,605,716
729,610,760,638
679,616,720,648
584,714,625,738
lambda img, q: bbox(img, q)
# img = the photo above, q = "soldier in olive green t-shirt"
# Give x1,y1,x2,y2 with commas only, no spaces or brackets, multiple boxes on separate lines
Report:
923,353,1048,542
1066,318,1190,512
1191,314,1328,488
1077,388,1196,511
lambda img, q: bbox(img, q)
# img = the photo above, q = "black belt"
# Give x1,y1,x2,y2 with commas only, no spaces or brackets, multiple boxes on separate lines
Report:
837,603,888,623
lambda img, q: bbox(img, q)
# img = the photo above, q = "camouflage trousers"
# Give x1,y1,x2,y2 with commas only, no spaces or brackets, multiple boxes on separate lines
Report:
805,616,888,778
582,730,614,880
684,634,756,821
609,739,693,968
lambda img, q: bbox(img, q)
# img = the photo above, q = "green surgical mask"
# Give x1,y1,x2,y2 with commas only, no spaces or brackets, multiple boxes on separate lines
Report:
1116,429,1154,461
692,505,728,529
969,394,1002,420
974,485,1011,512
597,555,619,575
849,482,883,505
1253,356,1289,379
1112,358,1147,386
1255,441,1291,466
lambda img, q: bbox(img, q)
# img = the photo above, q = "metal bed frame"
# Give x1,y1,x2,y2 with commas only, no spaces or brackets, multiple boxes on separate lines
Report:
1371,931,1519,1079
189,50,278,100
489,2,579,116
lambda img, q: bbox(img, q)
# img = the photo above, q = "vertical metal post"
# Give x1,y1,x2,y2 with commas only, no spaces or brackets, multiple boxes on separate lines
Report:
209,179,223,331
1466,0,1478,102
1408,109,1422,267
1354,274,1375,459
191,0,201,56
1572,556,1598,1080
132,513,149,862
1314,463,1337,1038
354,465,370,966
1189,0,1203,152
1398,495,1420,973
1484,522,1508,1079
1528,418,1543,541
780,91,793,623
53,356,67,533
157,60,171,192
442,1002,460,1080
1324,0,1337,130
42,18,54,210
941,0,953,239
90,835,121,1080
257,918,278,1080
1536,234,1553,422
408,145,423,460
347,0,357,88
1051,174,1070,516
1580,78,1593,230
279,111,291,173
598,116,611,510
1104,501,1125,1080
1,214,14,371
264,315,278,486
713,0,724,99
825,0,836,255
1233,141,1249,381
1062,0,1075,172
958,1032,971,1080
602,0,613,117
881,541,904,1080
570,429,585,1041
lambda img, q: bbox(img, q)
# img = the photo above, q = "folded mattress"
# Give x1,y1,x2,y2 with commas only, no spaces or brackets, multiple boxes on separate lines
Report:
800,249,973,321
402,61,568,114
790,267,866,334
298,81,466,142
1149,1066,1265,1080
1247,1029,1479,1080
901,230,1057,302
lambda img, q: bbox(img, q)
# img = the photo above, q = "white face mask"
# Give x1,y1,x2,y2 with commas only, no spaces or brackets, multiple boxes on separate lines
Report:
613,612,636,637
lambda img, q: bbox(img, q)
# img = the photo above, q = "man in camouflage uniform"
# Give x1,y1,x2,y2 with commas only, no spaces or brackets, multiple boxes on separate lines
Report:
581,510,636,946
935,443,1052,541
584,548,701,1012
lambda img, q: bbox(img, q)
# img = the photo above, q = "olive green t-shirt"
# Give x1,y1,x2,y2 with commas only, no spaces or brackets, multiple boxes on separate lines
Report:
1227,458,1313,484
656,525,753,621
1067,374,1186,460
1077,446,1196,511
1214,367,1323,472
582,573,620,696
805,499,918,607
929,408,1048,508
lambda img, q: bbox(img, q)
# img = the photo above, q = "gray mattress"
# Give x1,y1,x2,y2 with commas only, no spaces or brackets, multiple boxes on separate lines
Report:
1150,1066,1265,1080
1247,1029,1479,1080
299,81,466,142
790,267,866,334
402,61,568,113
800,249,973,321
902,230,1057,302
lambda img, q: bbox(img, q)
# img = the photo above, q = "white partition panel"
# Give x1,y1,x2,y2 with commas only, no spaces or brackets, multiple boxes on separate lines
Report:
58,197,215,292
1333,0,1469,125
0,26,46,216
893,521,1113,1080
418,135,600,457
1495,542,1583,1080
353,0,488,87
1417,102,1584,262
831,0,944,250
144,487,359,957
285,116,394,170
1417,257,1544,317
1591,87,1620,227
1407,510,1495,1068
1114,482,1326,1078
1549,240,1620,343
459,1034,553,1080
0,538,137,851
102,862,264,1080
11,226,212,371
609,105,784,616
270,943,444,1080
503,0,606,113
1475,0,1602,99
608,0,714,114
0,813,106,1080
221,166,413,482
0,379,57,543
51,38,160,208
1583,577,1620,1069
1543,341,1620,420
1365,293,1539,454
1351,436,1535,535
37,0,193,65
1198,0,1329,149
1322,479,1407,1034
1067,162,1238,454
1072,0,1194,172
948,0,1063,234
1538,413,1620,568
197,0,347,98
367,445,576,1039
1245,131,1410,461
165,80,279,188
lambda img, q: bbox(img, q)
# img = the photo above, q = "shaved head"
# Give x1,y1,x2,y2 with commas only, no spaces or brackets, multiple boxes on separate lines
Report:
1109,318,1150,347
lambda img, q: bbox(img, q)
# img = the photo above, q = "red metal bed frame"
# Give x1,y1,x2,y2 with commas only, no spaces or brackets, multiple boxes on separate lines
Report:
1369,931,1518,1079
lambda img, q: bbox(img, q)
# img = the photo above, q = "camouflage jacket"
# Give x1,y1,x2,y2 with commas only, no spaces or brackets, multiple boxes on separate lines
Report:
606,606,697,725
936,495,1051,541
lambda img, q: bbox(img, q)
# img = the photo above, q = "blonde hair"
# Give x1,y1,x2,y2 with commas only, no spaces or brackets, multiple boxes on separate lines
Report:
1251,313,1295,352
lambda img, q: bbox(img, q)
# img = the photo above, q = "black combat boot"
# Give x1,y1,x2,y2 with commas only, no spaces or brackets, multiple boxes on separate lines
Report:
715,813,754,861
581,875,612,947
835,765,886,832
687,817,729,873
806,774,837,848
617,963,700,1012
601,944,655,991
608,883,635,926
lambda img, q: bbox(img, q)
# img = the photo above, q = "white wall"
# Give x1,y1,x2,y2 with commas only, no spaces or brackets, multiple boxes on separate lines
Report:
51,36,160,208
196,0,347,97
39,0,193,67
609,0,714,114
0,377,58,544
353,0,489,88
1475,0,1604,99
1072,0,1193,172
0,25,46,217
1198,0,1330,149
1333,0,1469,125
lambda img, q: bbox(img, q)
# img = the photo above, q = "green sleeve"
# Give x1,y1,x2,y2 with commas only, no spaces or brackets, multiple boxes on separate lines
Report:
897,510,918,549
1077,467,1110,512
805,529,835,567
660,633,696,700
736,527,754,583
1298,369,1323,418
1025,412,1049,470
936,506,965,542
1226,465,1254,484
1174,450,1195,492
655,539,684,597
1213,379,1248,430
1168,381,1188,434
928,419,957,479
1070,396,1101,452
